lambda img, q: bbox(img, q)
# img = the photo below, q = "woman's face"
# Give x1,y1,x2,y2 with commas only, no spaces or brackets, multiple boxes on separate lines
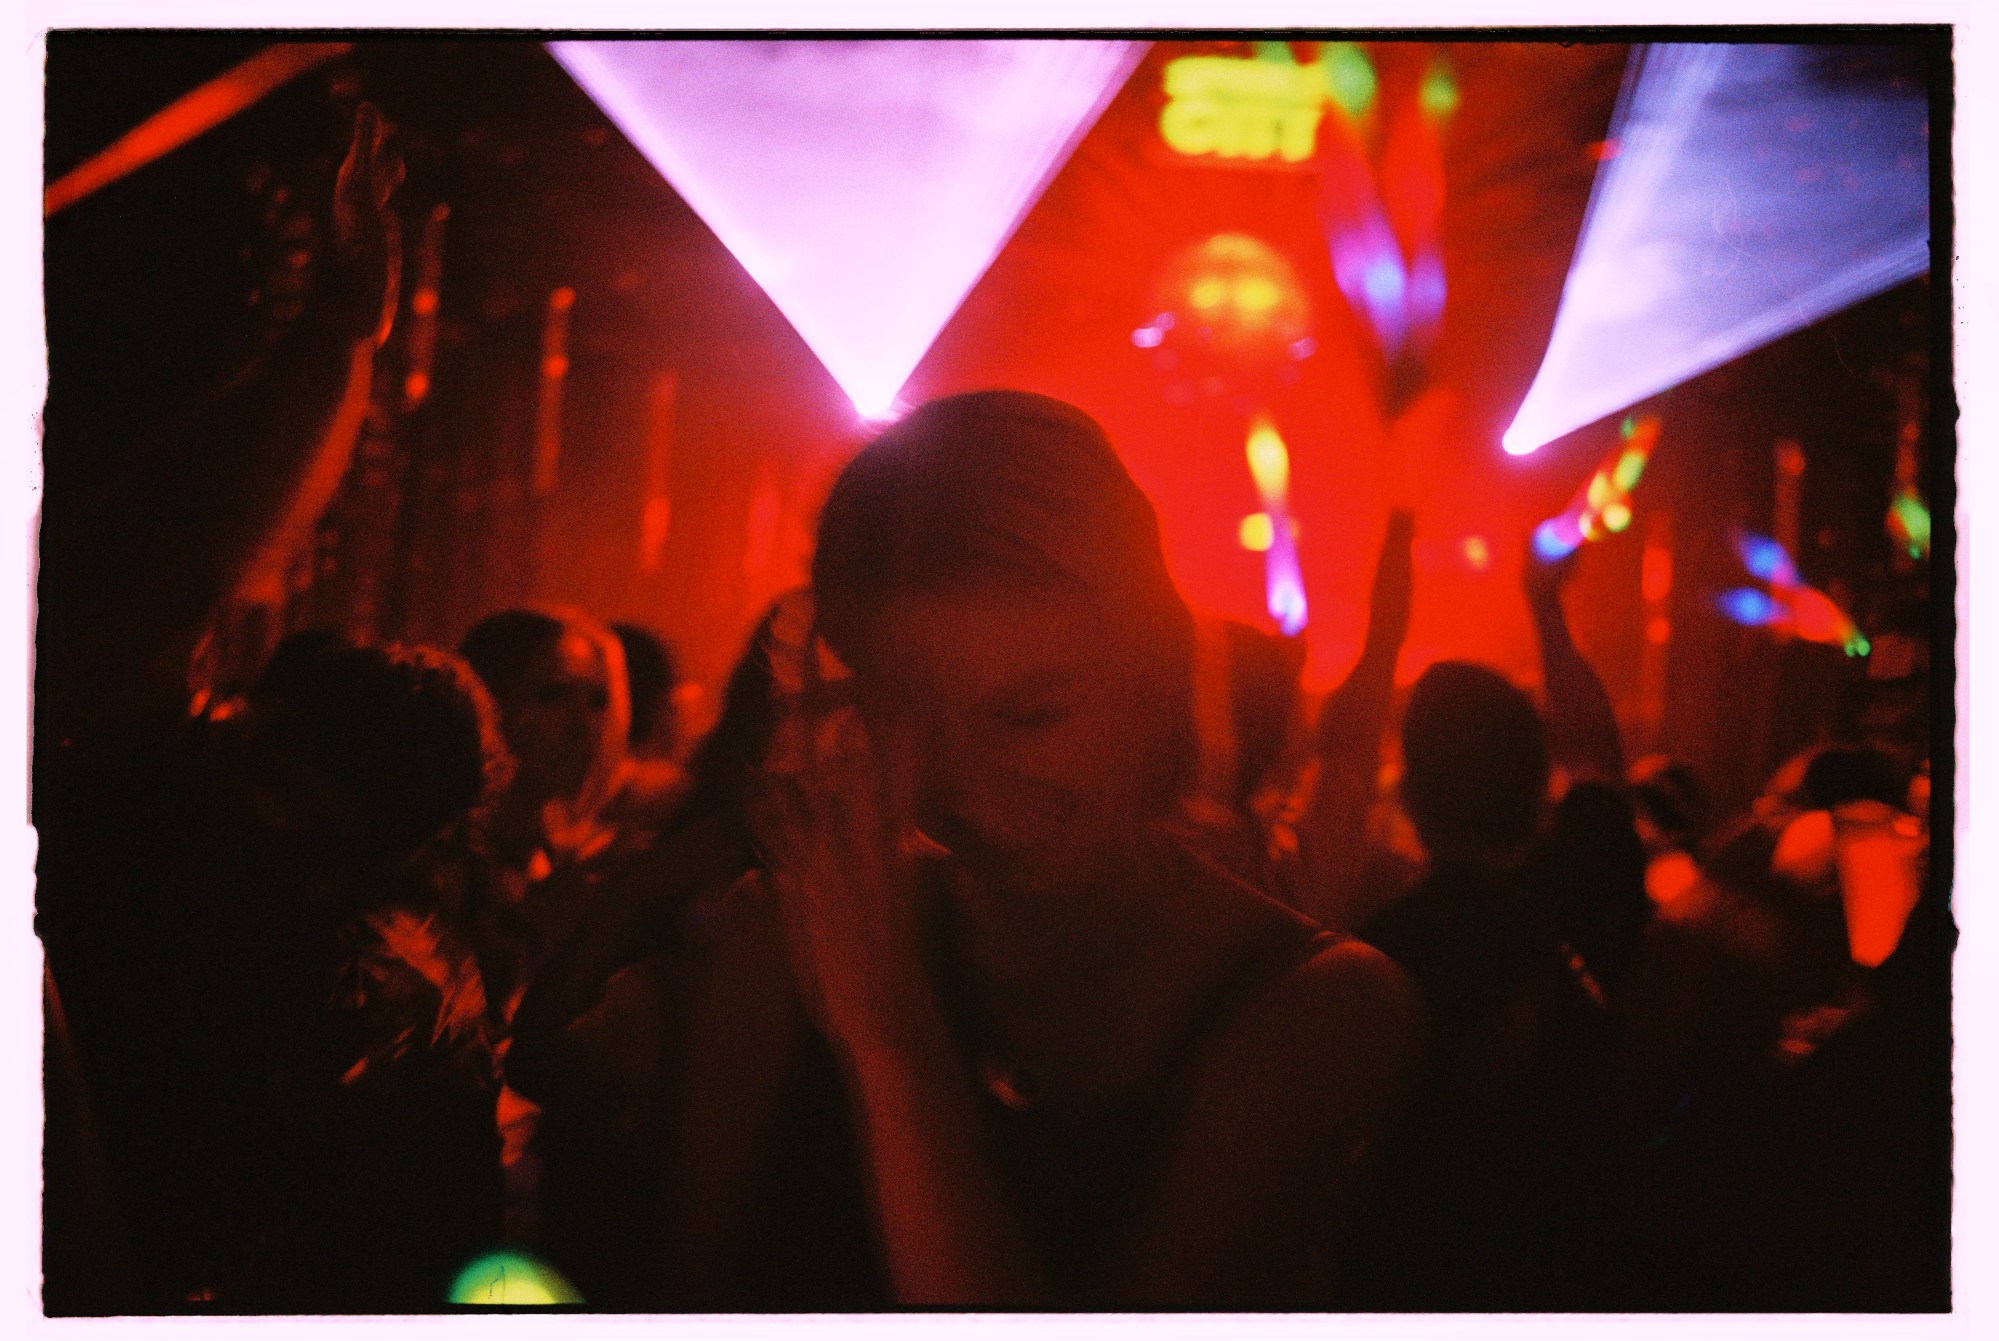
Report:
500,630,611,802
851,583,1177,903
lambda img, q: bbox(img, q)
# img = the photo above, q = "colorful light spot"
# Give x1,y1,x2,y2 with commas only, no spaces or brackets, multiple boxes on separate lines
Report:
1322,42,1377,118
1534,516,1582,562
450,1252,583,1306
1419,65,1460,119
1716,587,1779,626
1735,531,1799,589
1239,512,1275,551
1888,487,1930,559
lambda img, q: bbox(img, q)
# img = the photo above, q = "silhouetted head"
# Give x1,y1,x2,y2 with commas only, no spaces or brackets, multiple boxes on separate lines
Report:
811,390,1196,900
460,607,629,807
234,641,508,861
1399,661,1549,866
678,593,804,839
1798,743,1905,812
613,622,680,759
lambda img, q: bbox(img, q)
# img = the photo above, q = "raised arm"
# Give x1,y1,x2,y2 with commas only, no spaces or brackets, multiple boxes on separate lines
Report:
1295,508,1415,930
1522,540,1625,785
38,105,403,742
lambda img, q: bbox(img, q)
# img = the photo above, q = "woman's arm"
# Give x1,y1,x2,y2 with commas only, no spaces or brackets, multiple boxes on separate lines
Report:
757,704,1058,1305
38,106,402,742
1296,509,1414,930
833,1015,1058,1305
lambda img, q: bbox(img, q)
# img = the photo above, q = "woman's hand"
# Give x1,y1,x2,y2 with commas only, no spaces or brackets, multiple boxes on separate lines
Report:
753,695,944,1061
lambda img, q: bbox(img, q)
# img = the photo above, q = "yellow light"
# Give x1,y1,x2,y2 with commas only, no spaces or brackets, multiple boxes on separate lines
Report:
1190,277,1228,309
1239,513,1275,551
1160,55,1331,163
1246,417,1290,499
1235,275,1282,313
450,1252,583,1306
1603,500,1633,533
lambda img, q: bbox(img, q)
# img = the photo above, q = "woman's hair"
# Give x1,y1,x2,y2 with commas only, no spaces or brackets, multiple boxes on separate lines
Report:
613,622,679,748
674,592,804,839
810,391,1198,804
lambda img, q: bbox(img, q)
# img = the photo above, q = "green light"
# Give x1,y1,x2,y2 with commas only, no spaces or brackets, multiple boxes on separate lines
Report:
1420,65,1460,119
1252,41,1296,64
1323,43,1377,118
450,1252,583,1306
1845,630,1872,659
1890,488,1931,559
1612,447,1648,493
1620,415,1637,439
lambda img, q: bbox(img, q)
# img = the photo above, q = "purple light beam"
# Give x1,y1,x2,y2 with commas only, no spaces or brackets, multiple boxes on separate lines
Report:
1504,44,1929,455
550,40,1146,419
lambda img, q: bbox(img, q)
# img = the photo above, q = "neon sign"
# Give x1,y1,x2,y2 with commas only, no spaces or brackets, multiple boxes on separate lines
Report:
1160,55,1330,164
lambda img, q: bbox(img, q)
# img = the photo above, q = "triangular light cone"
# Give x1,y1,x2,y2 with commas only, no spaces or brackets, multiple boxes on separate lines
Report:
551,40,1146,417
1504,44,1929,455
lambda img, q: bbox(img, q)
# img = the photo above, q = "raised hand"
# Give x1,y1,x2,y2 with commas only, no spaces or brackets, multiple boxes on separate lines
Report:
752,669,939,1059
329,101,405,347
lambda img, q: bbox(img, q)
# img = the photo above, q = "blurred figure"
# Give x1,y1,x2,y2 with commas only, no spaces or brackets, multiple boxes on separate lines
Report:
457,605,682,1254
1347,539,1648,1309
41,637,510,1312
458,606,683,999
1346,661,1617,1308
1175,615,1309,896
661,392,1418,1309
503,596,799,1309
1630,754,1710,907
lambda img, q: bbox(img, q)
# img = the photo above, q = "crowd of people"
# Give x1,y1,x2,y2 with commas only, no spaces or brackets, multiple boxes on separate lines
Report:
35,109,1947,1316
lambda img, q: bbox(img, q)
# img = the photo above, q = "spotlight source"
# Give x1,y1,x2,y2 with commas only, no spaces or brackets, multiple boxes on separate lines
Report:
550,40,1145,419
1504,43,1928,455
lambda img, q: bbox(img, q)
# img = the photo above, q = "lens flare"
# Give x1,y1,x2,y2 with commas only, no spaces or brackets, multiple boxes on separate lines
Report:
549,40,1145,418
1323,42,1378,118
1503,43,1929,455
450,1252,583,1306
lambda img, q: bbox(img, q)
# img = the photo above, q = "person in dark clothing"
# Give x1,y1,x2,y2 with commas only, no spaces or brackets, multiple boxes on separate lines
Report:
1348,541,1645,1310
1348,662,1617,1309
40,639,511,1313
501,595,799,1309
